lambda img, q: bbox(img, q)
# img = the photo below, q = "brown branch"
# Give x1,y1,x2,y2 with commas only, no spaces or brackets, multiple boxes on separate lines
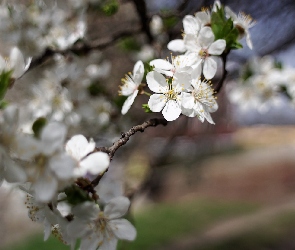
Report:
214,51,229,93
91,118,168,186
130,0,153,43
27,28,141,73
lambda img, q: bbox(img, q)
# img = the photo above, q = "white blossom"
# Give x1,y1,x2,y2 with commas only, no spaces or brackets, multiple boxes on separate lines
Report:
68,197,136,250
119,60,144,115
0,47,31,79
65,134,110,177
147,71,190,121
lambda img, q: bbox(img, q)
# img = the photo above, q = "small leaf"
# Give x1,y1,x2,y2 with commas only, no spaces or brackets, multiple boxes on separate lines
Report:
64,185,92,205
32,117,47,138
101,0,119,16
0,70,13,100
142,104,152,113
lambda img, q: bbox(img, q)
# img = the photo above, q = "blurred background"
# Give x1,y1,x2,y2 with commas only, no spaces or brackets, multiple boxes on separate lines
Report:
2,0,295,249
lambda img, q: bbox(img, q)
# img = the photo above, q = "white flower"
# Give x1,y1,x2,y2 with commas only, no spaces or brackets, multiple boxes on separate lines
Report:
182,77,218,124
150,54,194,77
0,47,31,79
147,71,190,121
67,197,136,250
167,15,201,53
184,27,226,79
150,15,163,36
65,134,110,177
225,7,255,49
119,60,144,115
16,122,76,202
0,105,27,184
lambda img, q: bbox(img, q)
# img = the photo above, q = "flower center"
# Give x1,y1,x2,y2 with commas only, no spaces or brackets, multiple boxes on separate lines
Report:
199,48,209,60
165,84,178,100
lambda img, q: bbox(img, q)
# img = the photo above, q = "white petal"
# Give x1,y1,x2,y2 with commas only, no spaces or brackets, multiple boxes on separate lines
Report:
150,59,173,71
132,60,144,85
3,156,27,183
80,233,101,250
49,154,75,179
66,134,95,160
14,135,41,160
10,47,25,78
182,93,195,109
191,61,202,79
0,55,6,72
109,219,136,241
162,100,181,121
167,39,186,52
41,122,67,155
146,71,167,93
203,57,217,79
197,27,215,48
208,39,226,55
99,238,118,250
34,173,58,202
148,94,166,112
80,152,110,175
72,201,100,220
246,32,253,49
183,15,200,35
67,219,89,238
104,196,130,219
121,90,138,115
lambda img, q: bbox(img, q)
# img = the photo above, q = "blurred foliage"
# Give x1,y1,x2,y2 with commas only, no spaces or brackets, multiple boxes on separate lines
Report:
117,37,141,52
3,199,259,250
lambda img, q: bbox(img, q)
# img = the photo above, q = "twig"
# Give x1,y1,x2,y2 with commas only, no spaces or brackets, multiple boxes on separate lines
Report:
27,28,141,73
214,51,229,93
91,118,168,186
130,0,153,43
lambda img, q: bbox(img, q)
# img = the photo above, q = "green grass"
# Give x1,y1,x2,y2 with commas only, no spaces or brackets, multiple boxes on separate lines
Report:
2,198,258,250
198,212,295,250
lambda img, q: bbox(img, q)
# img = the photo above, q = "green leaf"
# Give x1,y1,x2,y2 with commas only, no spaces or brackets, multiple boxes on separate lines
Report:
87,81,105,96
0,70,13,100
64,185,92,206
0,100,8,109
117,37,141,52
142,104,152,113
101,0,119,16
32,117,47,138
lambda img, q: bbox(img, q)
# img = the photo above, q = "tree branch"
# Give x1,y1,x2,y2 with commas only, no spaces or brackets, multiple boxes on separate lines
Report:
130,0,153,43
91,118,168,186
27,28,141,73
214,51,229,93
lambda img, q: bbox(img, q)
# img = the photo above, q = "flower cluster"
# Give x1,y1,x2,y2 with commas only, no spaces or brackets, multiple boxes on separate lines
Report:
120,1,255,123
0,0,256,249
227,55,295,113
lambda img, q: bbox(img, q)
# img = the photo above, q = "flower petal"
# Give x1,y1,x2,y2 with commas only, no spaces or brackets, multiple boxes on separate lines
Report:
109,219,136,241
167,39,186,52
66,134,95,160
41,122,67,155
183,15,200,35
148,94,166,112
34,173,58,202
49,154,75,179
121,90,138,115
162,100,181,121
132,60,144,85
80,152,110,175
104,196,130,219
10,47,25,78
208,39,226,55
203,57,217,79
146,71,167,93
197,27,215,48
